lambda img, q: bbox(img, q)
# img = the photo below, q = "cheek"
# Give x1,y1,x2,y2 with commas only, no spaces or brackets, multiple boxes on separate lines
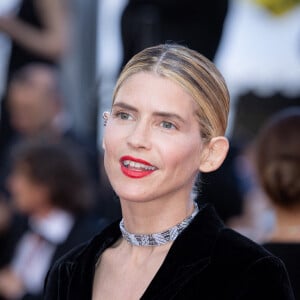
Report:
103,126,121,170
10,176,36,200
40,102,54,119
9,175,23,195
11,181,33,210
103,125,119,155
160,135,203,170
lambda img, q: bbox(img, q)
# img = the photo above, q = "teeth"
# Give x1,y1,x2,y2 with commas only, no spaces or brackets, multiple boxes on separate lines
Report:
123,160,130,166
122,160,156,171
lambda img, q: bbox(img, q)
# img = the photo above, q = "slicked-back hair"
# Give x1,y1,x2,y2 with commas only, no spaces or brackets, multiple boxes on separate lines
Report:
113,44,230,141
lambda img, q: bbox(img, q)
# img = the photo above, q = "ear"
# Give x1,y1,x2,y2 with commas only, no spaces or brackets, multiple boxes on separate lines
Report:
199,136,229,173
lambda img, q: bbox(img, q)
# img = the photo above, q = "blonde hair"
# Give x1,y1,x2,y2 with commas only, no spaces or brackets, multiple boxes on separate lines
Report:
113,44,230,140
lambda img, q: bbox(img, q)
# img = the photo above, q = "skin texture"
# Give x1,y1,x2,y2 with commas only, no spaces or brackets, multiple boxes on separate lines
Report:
104,72,203,208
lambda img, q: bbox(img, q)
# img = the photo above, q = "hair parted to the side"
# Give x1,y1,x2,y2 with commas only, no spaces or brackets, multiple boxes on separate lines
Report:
113,44,230,140
255,107,300,209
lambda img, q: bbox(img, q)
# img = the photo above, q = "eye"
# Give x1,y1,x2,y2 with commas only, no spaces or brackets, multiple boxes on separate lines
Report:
119,112,131,120
160,121,176,130
113,111,133,121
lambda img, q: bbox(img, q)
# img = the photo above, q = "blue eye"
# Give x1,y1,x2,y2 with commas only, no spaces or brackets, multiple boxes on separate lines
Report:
160,121,176,129
120,112,130,120
115,112,132,120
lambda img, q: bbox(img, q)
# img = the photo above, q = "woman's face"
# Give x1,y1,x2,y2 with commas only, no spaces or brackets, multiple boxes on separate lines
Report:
9,166,50,215
103,72,206,204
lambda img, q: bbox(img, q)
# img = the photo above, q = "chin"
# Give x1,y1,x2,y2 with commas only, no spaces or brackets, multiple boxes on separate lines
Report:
115,187,153,204
116,192,146,203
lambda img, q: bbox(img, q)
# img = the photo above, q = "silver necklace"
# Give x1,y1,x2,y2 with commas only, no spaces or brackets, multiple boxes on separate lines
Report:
119,203,199,247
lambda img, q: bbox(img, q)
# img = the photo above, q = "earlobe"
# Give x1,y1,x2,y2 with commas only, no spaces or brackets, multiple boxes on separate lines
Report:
199,137,229,173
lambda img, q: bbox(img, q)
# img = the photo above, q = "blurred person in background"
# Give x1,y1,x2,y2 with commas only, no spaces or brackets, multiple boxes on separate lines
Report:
253,107,300,299
0,140,107,300
0,0,68,70
0,63,102,278
215,0,300,142
0,63,100,197
120,0,229,68
6,63,65,139
0,0,69,161
207,0,300,243
0,0,21,101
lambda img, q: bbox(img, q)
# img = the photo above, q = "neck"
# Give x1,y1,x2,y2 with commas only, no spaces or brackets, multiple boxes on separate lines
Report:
269,206,300,242
120,197,195,234
275,205,300,227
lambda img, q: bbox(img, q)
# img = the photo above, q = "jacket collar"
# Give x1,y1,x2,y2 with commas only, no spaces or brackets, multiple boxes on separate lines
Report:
64,204,224,299
141,203,224,299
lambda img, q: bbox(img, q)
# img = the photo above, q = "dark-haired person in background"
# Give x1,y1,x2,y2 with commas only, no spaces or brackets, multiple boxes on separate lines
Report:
0,141,107,300
0,62,100,198
254,107,300,299
0,0,69,147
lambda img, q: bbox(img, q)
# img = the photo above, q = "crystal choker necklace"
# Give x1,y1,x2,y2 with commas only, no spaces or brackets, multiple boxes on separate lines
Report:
119,203,199,247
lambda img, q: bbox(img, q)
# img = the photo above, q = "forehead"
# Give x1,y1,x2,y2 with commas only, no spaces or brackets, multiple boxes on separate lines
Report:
13,161,31,175
115,72,198,115
10,68,56,96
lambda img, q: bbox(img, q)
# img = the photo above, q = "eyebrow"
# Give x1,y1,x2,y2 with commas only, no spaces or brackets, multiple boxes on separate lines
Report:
112,102,186,123
112,102,138,112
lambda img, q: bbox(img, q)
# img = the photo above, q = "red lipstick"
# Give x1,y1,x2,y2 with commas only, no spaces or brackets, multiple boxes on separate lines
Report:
120,156,156,179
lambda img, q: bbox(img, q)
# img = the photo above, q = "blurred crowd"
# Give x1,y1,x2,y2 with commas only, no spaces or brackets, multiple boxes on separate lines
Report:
0,0,299,299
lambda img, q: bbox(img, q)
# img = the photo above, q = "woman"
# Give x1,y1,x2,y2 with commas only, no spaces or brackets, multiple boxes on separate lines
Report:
255,108,300,299
44,44,294,299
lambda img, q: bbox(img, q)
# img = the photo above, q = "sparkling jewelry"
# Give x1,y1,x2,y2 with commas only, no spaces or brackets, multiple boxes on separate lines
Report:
102,111,109,126
119,203,199,246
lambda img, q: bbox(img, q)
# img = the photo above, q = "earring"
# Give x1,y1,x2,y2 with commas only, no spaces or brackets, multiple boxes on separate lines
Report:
102,111,109,126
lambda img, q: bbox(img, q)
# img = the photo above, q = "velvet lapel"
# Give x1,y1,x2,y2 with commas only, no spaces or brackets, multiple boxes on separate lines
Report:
64,221,121,300
141,204,224,300
60,204,224,300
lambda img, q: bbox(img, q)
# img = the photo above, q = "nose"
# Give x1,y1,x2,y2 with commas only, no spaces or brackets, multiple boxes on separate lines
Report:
126,119,152,150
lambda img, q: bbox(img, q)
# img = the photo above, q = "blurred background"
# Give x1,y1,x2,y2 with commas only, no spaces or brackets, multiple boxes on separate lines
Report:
0,0,300,299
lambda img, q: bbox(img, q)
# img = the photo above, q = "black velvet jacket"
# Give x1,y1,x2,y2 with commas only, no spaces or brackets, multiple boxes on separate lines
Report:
44,204,294,299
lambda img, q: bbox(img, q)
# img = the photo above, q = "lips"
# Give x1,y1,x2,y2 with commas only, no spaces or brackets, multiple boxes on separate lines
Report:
120,155,157,179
